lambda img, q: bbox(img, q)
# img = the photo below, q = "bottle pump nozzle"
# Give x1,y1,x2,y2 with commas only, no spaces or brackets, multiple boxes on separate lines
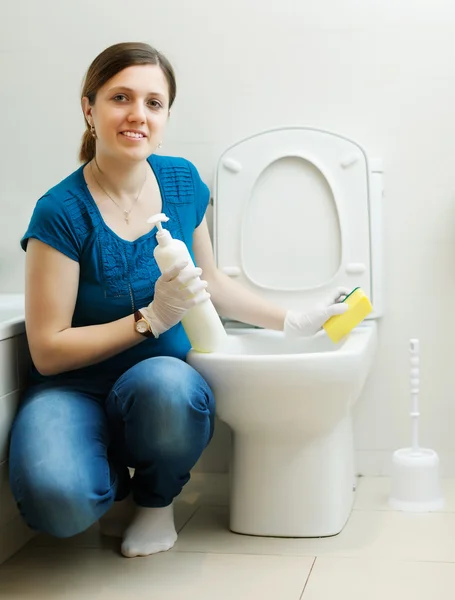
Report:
147,213,171,245
147,212,170,231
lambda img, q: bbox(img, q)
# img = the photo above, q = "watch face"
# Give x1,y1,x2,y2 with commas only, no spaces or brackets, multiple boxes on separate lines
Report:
136,320,149,333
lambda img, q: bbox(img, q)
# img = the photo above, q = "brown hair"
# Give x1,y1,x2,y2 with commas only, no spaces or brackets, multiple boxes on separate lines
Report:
79,42,177,163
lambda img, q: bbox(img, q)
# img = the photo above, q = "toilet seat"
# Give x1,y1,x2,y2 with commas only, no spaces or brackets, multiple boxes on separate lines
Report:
214,127,383,315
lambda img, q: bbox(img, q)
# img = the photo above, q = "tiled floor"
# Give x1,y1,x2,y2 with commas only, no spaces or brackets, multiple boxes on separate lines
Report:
1,476,455,599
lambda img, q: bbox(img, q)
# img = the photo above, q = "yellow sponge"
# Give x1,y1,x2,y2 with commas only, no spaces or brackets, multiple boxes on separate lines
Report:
323,287,373,343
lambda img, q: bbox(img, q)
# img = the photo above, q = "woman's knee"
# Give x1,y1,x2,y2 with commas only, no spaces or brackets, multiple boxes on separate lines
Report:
10,461,114,538
112,357,215,415
9,385,114,538
109,357,215,453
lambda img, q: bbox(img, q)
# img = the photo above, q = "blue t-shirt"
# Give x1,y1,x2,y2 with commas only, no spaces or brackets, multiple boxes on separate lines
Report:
21,154,210,386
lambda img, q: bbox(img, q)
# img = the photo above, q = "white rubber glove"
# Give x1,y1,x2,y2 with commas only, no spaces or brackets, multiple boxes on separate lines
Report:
140,261,210,337
283,287,351,337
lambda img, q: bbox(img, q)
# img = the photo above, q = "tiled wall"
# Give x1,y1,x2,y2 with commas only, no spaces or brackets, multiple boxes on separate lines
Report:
0,333,35,564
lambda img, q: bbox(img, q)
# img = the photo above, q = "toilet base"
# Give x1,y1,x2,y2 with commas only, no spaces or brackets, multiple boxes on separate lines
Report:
228,415,356,537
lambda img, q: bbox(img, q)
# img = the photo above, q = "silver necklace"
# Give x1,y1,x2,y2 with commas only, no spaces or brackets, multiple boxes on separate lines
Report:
90,158,147,224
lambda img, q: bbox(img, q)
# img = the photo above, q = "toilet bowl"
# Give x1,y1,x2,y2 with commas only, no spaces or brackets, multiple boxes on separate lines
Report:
187,127,384,537
189,322,377,536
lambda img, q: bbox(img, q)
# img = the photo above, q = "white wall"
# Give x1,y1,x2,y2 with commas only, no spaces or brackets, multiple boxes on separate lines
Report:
2,0,455,474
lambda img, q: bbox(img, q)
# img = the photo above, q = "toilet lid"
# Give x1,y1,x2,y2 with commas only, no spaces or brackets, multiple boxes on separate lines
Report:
213,128,373,312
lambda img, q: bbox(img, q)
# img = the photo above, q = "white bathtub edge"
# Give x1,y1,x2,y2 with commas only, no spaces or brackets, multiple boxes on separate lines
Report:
0,294,25,341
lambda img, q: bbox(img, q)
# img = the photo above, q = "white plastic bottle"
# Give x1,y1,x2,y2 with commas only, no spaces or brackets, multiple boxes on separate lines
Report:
147,213,227,353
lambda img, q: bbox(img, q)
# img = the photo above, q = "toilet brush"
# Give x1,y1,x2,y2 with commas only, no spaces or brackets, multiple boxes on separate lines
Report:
388,339,444,511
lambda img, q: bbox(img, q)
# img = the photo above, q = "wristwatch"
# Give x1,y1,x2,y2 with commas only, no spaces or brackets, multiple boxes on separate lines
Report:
134,310,155,338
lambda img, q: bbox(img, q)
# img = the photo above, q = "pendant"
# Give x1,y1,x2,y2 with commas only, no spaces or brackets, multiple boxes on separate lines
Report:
124,211,130,224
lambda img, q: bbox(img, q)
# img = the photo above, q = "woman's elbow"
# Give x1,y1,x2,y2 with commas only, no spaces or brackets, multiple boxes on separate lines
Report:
29,343,63,377
32,356,60,377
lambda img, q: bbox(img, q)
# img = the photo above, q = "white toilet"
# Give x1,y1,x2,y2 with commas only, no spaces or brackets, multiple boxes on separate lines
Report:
187,127,383,538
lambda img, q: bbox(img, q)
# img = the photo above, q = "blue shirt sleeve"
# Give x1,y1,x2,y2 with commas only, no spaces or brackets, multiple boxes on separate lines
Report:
20,193,81,262
188,161,211,228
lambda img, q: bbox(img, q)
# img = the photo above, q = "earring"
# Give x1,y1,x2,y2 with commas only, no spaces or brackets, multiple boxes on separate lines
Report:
157,141,162,149
90,125,97,139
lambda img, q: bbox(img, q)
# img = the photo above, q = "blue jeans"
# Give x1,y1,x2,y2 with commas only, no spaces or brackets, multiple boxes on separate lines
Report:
9,357,215,538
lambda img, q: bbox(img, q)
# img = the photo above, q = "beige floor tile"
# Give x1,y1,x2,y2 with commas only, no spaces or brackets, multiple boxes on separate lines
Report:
181,474,453,512
175,505,455,562
302,557,455,599
29,524,119,551
354,476,455,512
353,476,391,511
0,514,35,564
0,545,314,600
180,472,229,506
29,499,199,549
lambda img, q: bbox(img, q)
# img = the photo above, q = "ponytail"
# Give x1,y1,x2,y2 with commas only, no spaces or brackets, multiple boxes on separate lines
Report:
79,128,96,163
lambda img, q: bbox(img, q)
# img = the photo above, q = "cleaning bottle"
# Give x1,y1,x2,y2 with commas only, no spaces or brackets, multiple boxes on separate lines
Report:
147,213,228,353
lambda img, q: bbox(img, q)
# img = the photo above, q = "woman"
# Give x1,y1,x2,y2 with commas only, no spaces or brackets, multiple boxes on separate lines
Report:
9,42,348,558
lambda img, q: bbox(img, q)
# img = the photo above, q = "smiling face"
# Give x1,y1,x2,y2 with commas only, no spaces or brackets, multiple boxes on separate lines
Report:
82,64,170,163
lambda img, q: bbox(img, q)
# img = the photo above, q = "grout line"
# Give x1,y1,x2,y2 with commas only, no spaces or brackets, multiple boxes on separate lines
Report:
172,547,318,557
176,504,201,534
10,544,455,568
353,507,455,514
299,556,317,599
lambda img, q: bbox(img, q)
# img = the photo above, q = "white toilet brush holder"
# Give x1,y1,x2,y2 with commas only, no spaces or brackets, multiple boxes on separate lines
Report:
389,339,444,512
